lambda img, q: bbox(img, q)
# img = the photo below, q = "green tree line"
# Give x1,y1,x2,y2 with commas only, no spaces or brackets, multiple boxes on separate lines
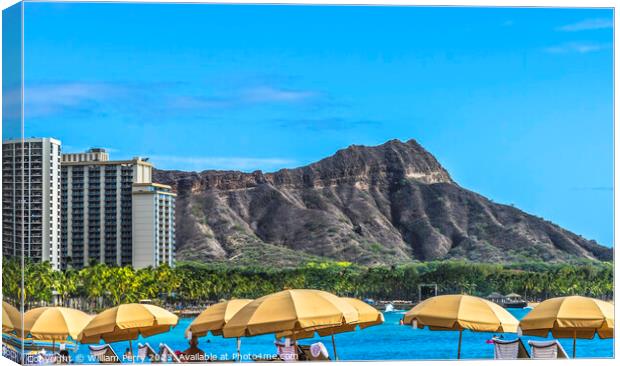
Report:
2,258,613,311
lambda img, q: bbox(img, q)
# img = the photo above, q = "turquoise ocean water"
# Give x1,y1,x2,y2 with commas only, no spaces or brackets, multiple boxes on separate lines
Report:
63,308,613,362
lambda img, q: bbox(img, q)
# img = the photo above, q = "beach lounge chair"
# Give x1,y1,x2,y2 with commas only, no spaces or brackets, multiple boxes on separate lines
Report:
2,343,21,363
88,344,121,363
492,338,530,359
24,350,42,365
56,352,71,364
137,343,159,362
159,343,182,363
276,339,299,362
251,338,299,362
57,344,71,364
34,350,57,365
528,340,569,359
298,342,330,361
52,352,67,365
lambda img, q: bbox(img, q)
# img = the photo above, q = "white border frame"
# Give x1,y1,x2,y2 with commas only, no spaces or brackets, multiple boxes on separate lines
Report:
1,1,617,366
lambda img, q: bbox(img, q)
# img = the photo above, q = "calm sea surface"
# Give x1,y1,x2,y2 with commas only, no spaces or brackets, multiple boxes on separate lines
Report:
67,308,612,362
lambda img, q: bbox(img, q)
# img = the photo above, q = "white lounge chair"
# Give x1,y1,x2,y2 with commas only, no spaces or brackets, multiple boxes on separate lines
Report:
88,344,121,363
137,342,158,362
298,342,330,361
276,338,298,362
492,338,530,359
252,339,299,362
528,340,569,359
159,343,182,363
2,343,21,363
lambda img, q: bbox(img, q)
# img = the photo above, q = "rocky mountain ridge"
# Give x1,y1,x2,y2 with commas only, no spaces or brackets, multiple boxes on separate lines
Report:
154,139,612,266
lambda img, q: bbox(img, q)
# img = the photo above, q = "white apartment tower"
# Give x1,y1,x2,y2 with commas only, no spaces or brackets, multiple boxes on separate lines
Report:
61,148,175,269
2,138,62,270
132,183,176,268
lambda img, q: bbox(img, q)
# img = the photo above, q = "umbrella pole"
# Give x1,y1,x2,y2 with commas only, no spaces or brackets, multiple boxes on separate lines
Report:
237,337,241,362
457,328,463,360
573,330,577,358
293,330,298,361
331,333,339,361
129,339,134,363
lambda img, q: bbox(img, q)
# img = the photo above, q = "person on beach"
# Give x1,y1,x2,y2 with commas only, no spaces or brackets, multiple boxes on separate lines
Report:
181,336,206,362
124,347,132,362
58,344,70,364
275,338,298,361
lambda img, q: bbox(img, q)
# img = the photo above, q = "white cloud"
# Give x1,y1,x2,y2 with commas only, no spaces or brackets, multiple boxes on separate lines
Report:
150,155,297,172
557,18,613,32
24,82,124,118
240,86,317,103
544,42,611,54
166,86,317,111
21,81,321,118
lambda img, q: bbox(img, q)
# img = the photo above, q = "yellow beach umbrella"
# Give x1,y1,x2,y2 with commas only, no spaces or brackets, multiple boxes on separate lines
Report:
78,303,178,361
2,301,21,333
186,299,252,360
223,289,359,338
519,296,614,358
329,297,384,332
186,299,252,338
21,307,92,341
276,297,384,359
403,295,519,359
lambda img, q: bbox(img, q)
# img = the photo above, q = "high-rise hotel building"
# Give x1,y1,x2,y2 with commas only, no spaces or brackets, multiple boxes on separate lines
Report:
3,141,176,269
2,138,62,270
132,183,176,268
61,148,175,269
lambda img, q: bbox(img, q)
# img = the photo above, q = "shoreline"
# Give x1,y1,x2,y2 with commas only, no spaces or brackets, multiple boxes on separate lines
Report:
174,299,538,318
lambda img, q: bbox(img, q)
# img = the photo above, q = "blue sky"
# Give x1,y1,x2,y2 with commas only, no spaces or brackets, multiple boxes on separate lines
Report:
13,3,614,246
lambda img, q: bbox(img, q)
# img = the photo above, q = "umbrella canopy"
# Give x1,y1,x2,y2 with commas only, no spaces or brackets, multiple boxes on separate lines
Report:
519,296,614,340
19,307,92,341
78,303,178,344
336,298,383,328
186,299,252,338
403,294,519,332
2,301,21,333
403,294,519,359
274,297,384,361
222,289,359,338
277,297,384,339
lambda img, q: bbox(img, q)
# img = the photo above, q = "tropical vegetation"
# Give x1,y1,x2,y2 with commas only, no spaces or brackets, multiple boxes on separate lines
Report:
2,258,613,311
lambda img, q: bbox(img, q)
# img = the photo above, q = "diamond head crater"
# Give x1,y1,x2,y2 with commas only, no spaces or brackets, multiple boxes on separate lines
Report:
153,139,611,267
